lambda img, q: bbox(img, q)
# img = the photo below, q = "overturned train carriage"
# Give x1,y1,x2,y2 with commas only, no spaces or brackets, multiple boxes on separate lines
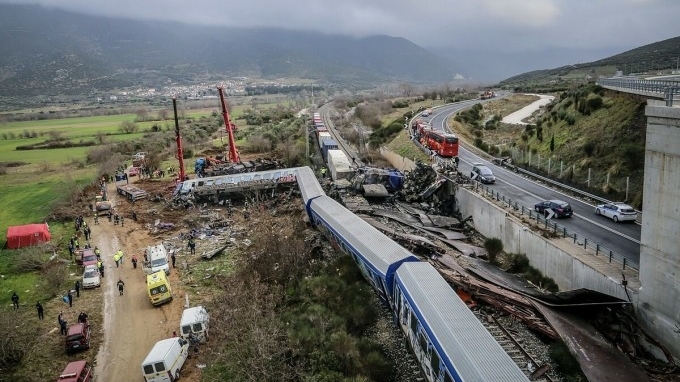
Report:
308,195,419,308
395,262,529,382
175,167,299,202
297,166,529,382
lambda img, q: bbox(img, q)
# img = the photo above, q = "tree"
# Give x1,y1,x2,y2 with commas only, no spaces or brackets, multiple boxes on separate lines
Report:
135,108,148,122
157,109,169,121
398,83,414,97
484,238,504,265
119,121,138,134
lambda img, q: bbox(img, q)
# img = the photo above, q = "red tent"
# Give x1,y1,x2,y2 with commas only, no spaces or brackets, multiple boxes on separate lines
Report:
6,223,51,249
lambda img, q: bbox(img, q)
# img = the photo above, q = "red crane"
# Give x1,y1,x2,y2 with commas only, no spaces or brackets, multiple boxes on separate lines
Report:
172,96,186,181
217,86,240,163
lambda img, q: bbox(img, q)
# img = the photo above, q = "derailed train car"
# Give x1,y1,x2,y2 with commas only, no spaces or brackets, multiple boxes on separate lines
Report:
394,262,528,382
295,167,530,382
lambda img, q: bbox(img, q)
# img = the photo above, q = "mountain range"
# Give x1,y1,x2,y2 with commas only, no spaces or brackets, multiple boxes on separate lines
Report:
1,3,678,103
0,4,456,98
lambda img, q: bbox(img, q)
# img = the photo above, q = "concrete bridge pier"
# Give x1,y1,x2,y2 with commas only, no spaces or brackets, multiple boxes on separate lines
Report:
639,100,680,360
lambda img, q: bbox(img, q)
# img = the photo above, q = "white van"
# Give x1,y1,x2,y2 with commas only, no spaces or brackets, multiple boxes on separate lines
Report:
141,337,188,382
180,306,210,343
143,244,170,276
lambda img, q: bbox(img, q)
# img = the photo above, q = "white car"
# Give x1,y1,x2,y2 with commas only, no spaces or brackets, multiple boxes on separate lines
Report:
595,202,637,222
82,265,101,289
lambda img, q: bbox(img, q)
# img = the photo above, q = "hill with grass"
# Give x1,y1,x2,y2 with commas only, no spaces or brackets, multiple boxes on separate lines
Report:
498,36,680,92
449,85,647,207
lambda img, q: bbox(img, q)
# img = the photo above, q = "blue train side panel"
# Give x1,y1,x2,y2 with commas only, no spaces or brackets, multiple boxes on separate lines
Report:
309,196,419,307
394,262,529,382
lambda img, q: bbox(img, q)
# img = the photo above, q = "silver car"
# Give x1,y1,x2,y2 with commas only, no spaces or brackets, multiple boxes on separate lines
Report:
595,202,637,222
82,265,101,289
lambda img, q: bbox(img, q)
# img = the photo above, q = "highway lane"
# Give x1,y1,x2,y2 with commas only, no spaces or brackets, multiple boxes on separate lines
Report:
426,101,642,267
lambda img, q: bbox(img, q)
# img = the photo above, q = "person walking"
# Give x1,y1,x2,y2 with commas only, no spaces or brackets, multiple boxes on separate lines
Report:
113,252,120,268
11,292,19,310
171,252,176,268
94,246,101,260
117,249,124,265
131,255,138,269
117,278,125,296
98,262,105,278
67,290,73,308
74,280,81,298
188,237,196,255
36,301,44,320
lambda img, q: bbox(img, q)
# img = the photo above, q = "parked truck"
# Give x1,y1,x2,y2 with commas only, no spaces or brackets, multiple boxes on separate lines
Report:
116,184,148,201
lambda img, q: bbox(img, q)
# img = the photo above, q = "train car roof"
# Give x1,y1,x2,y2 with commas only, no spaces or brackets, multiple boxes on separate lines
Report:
310,196,418,277
395,262,529,382
295,167,325,204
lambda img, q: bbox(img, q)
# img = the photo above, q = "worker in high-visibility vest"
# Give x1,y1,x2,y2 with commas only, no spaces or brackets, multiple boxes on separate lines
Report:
320,167,327,179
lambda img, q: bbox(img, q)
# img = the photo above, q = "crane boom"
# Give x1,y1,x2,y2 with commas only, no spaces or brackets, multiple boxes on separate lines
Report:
172,97,186,181
217,86,240,163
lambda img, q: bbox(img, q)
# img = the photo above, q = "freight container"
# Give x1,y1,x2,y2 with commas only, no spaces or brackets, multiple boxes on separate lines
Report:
328,150,354,181
318,132,331,149
321,139,338,162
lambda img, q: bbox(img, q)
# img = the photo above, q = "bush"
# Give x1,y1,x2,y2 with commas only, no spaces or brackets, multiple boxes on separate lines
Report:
392,100,409,108
620,143,644,170
119,121,138,134
586,94,603,112
505,253,530,273
484,238,503,264
583,140,596,156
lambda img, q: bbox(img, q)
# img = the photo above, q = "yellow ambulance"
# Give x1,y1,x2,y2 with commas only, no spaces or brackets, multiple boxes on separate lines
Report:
146,270,172,306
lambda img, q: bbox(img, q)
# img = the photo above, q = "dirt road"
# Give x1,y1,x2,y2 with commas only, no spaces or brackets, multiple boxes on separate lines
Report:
91,182,188,382
501,94,555,125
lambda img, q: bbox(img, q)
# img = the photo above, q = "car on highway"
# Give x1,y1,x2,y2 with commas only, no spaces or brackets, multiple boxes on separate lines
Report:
82,265,100,289
534,200,573,218
595,202,637,222
471,163,496,184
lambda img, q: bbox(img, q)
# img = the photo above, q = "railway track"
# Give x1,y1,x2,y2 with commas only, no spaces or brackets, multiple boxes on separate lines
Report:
474,311,555,382
317,106,364,167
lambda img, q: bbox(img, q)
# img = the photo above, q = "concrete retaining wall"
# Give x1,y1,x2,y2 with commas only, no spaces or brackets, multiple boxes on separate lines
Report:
455,186,634,302
380,147,417,172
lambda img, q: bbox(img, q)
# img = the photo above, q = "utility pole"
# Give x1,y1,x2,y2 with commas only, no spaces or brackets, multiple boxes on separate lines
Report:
307,84,314,166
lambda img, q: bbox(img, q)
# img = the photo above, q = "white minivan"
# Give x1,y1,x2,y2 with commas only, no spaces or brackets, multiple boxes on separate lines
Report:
141,337,188,382
180,306,210,343
143,244,171,276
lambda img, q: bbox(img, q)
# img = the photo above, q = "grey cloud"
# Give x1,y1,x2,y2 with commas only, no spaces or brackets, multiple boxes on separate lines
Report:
1,0,679,55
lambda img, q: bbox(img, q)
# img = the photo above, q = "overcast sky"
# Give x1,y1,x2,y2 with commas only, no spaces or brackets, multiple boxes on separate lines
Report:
2,0,680,56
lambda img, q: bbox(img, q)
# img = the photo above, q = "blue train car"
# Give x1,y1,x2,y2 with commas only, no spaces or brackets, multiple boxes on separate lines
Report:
295,166,325,212
394,262,529,382
309,196,419,307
